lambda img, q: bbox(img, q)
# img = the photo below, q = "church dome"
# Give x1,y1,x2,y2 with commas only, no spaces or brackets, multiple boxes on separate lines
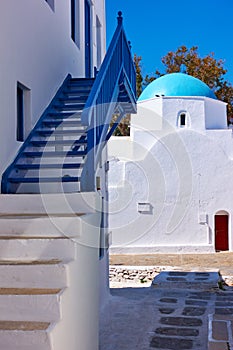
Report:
138,73,216,101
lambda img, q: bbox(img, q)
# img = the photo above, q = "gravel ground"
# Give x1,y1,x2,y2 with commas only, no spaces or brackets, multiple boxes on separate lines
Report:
109,251,233,287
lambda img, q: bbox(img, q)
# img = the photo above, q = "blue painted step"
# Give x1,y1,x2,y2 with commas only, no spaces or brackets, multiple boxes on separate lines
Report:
30,140,87,146
41,120,82,127
23,151,87,157
35,129,86,135
8,177,80,183
15,163,84,170
1,74,94,194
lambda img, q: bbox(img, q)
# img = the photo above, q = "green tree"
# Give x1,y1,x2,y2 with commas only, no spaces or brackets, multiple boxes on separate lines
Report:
134,54,143,98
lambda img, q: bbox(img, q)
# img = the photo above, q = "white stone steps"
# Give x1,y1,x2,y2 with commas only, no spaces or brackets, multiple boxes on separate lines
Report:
0,288,65,322
0,193,96,216
0,322,51,350
0,217,82,237
0,238,75,261
0,261,69,289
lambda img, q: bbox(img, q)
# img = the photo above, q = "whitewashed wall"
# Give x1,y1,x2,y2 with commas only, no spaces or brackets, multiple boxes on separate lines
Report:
205,98,227,129
108,96,233,253
0,0,105,178
0,0,108,322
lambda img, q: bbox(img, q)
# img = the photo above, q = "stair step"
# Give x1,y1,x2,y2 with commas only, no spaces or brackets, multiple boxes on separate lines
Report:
11,169,82,180
0,193,96,215
69,77,95,83
42,120,82,126
0,288,61,295
0,238,75,260
23,150,86,157
63,90,90,97
54,104,85,111
0,261,68,288
30,139,86,146
0,259,61,265
47,112,76,117
0,321,50,331
15,163,84,169
8,176,80,183
59,96,87,103
35,129,86,135
42,116,81,122
0,216,82,237
0,289,62,322
0,323,51,350
68,80,94,87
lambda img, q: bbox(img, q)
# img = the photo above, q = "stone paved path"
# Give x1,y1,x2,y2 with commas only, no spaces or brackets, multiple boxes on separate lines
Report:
100,270,233,350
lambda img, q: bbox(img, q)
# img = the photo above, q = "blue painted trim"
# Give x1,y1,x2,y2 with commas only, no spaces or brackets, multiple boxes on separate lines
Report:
80,12,137,191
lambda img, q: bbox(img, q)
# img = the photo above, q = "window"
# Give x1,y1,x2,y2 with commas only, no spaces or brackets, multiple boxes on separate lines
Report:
96,16,102,68
17,84,24,141
177,111,190,128
17,82,31,142
71,0,76,41
71,0,80,46
85,0,91,77
99,197,106,260
180,113,186,126
44,0,55,11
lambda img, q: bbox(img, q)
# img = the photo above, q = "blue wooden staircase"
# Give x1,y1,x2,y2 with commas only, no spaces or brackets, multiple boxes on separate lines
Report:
2,76,95,194
1,12,137,195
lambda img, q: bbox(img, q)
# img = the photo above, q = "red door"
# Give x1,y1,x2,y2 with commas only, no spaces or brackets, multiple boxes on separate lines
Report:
215,215,228,251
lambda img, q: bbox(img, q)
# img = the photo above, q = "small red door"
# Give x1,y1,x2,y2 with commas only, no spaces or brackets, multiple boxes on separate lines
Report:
215,215,229,251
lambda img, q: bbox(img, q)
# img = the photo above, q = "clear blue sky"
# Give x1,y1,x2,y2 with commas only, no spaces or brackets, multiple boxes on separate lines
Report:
106,0,233,84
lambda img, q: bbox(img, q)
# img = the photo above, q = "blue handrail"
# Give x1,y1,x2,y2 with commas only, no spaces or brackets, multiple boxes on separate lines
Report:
81,12,137,191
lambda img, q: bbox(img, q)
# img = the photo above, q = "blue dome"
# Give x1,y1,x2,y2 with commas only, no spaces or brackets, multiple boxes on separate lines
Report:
138,73,216,101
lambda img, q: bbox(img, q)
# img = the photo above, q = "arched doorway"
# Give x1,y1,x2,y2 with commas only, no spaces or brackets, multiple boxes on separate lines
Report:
215,211,229,251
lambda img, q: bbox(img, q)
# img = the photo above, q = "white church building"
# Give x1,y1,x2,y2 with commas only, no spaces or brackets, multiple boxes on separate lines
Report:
109,72,233,254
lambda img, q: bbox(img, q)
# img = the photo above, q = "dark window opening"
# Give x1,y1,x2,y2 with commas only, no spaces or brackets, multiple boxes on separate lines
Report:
85,0,91,77
180,113,186,126
17,84,24,142
71,0,76,42
99,197,105,260
96,16,102,68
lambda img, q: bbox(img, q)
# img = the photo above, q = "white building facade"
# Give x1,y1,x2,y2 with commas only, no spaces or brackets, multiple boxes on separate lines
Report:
0,2,107,349
0,0,105,179
109,73,233,254
0,2,137,348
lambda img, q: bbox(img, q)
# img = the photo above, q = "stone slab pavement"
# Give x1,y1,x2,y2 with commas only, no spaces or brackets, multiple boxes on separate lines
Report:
100,253,233,350
100,281,233,349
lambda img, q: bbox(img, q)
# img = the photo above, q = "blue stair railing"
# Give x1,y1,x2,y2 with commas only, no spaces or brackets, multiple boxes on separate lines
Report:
81,12,137,191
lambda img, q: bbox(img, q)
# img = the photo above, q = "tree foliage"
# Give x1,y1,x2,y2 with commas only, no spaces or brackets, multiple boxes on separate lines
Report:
134,54,143,98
